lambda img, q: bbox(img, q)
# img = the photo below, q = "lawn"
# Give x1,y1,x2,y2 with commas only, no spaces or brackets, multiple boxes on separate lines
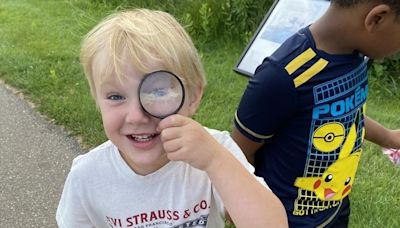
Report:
0,0,399,227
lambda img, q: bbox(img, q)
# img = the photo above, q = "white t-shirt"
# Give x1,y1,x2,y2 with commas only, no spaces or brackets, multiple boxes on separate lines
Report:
56,128,267,228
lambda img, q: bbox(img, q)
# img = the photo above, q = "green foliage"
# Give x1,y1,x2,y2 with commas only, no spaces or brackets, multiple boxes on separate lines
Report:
85,0,274,43
177,0,275,43
369,54,400,98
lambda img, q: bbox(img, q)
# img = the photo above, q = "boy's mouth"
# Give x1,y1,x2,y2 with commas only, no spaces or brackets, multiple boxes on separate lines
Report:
129,134,158,142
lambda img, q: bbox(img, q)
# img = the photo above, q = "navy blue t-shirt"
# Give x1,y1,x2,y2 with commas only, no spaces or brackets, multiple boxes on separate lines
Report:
235,26,368,227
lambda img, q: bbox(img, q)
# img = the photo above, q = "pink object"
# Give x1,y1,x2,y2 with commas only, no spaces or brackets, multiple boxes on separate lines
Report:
382,148,400,166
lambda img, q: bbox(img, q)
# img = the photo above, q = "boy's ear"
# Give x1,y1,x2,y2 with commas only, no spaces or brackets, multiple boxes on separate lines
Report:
365,4,391,32
188,85,203,116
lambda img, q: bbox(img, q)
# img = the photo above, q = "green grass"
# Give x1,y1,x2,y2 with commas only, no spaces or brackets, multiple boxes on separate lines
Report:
0,0,110,147
0,1,399,227
195,43,249,131
349,93,400,227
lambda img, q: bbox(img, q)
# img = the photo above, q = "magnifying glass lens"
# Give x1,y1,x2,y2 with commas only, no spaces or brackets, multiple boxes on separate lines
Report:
139,71,185,118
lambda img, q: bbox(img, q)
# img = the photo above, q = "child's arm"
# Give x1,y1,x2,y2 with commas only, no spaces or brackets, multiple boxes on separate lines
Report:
364,115,400,149
231,126,264,165
158,115,288,228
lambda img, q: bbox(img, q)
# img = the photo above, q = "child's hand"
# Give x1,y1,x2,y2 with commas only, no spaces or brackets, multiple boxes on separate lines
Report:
157,114,223,171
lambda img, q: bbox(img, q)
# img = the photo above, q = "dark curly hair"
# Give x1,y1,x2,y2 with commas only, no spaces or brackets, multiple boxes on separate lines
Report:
331,0,400,15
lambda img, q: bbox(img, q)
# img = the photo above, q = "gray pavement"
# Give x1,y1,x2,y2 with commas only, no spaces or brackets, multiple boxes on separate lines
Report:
0,82,83,227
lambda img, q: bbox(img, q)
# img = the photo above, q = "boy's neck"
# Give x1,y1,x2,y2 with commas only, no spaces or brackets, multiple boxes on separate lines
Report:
309,5,362,55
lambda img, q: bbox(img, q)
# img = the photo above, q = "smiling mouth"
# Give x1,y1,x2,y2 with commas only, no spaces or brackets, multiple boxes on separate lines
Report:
324,188,336,199
129,134,157,142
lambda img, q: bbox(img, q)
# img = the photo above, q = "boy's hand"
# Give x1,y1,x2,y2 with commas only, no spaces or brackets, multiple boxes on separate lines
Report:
157,114,223,171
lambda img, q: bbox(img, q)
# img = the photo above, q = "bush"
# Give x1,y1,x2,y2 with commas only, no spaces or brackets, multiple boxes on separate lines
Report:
87,0,274,43
369,54,400,97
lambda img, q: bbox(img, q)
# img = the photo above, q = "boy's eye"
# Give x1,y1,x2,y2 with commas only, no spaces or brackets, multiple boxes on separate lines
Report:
107,94,124,100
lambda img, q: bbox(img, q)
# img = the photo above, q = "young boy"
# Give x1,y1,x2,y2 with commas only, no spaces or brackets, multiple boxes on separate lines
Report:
56,9,288,228
232,0,400,227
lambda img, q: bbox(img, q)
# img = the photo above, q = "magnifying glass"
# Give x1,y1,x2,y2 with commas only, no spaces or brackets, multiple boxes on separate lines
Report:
138,70,185,119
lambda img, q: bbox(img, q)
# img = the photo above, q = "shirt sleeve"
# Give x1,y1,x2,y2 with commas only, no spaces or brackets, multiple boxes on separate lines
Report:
56,158,93,228
235,59,298,142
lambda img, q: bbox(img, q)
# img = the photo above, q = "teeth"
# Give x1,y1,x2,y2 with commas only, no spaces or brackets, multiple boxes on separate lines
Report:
131,134,154,142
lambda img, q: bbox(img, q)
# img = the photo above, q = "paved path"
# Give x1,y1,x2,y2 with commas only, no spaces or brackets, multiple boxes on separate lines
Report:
0,82,83,227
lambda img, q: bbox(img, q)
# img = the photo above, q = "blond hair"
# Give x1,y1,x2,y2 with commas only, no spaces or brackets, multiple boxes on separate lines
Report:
81,9,206,100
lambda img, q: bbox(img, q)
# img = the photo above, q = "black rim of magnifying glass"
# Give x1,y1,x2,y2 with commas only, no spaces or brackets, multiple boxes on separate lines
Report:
138,70,186,119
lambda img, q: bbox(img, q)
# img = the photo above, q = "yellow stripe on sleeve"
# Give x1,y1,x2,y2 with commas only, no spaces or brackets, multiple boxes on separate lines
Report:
294,58,328,88
285,48,316,75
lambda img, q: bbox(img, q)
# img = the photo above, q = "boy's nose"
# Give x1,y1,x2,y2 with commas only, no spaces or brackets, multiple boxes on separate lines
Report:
125,100,151,124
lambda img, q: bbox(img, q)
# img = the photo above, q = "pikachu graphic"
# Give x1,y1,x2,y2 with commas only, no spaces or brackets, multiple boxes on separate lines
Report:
295,110,365,201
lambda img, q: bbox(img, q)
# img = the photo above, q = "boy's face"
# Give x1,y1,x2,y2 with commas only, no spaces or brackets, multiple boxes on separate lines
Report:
92,54,200,175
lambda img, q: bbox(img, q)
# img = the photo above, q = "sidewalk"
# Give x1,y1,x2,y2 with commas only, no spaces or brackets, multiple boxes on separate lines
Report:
0,82,83,227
